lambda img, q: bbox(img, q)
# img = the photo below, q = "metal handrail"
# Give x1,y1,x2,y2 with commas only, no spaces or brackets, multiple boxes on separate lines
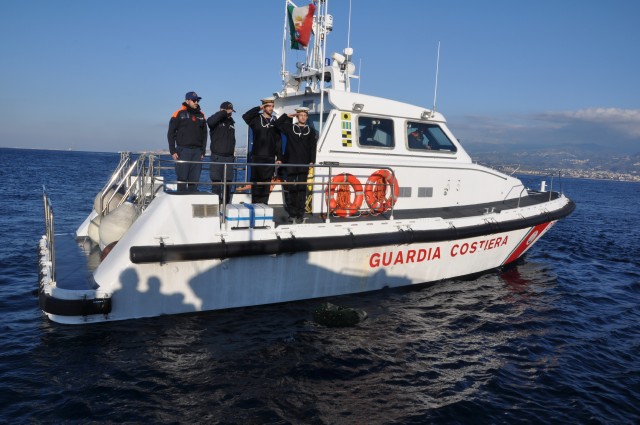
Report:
156,156,398,222
112,156,146,208
42,187,56,282
97,153,162,216
99,152,130,197
98,152,130,215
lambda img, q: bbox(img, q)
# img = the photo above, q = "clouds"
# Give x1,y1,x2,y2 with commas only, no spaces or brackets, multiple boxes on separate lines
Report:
545,108,640,138
451,108,640,153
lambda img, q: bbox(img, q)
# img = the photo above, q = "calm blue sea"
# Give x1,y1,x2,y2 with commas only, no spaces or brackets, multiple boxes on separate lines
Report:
0,147,639,424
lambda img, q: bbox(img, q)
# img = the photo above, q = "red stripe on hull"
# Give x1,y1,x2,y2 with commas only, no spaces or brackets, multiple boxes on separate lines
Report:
502,221,554,266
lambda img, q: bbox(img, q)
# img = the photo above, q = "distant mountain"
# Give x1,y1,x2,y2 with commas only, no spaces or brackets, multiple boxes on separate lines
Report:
466,140,640,157
465,142,640,175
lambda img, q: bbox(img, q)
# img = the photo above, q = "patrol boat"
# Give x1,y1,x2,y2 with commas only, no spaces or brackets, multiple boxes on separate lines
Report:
38,1,574,324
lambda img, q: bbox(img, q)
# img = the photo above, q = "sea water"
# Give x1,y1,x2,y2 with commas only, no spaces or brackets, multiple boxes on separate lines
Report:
0,148,638,423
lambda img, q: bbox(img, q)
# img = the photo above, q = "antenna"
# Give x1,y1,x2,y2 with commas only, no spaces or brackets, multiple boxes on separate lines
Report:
358,58,362,93
347,0,352,48
432,41,441,115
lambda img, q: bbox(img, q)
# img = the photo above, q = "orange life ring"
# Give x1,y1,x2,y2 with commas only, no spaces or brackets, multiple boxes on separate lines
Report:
325,173,364,217
364,169,399,213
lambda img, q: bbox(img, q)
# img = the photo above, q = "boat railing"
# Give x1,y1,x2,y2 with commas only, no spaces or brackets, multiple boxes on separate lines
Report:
97,152,131,215
99,152,131,200
97,153,160,215
42,186,56,282
510,170,565,207
548,170,564,199
154,156,398,222
137,153,160,209
155,155,249,197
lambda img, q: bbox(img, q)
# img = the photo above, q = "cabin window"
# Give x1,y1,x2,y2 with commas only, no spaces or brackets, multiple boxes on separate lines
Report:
358,117,395,148
406,122,457,152
307,113,321,133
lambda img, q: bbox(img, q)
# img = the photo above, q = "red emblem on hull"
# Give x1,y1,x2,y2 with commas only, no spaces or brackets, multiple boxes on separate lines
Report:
502,222,554,265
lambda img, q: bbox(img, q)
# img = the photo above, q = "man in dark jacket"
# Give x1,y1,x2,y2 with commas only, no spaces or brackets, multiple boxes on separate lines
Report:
208,101,236,204
275,107,317,222
167,91,207,192
242,97,283,204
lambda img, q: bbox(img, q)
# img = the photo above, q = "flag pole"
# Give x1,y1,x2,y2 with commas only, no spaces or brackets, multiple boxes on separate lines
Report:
281,0,292,92
319,0,329,136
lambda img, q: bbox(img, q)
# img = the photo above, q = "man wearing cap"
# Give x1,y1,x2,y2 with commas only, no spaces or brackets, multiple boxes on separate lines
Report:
242,98,283,204
167,91,207,192
207,101,236,204
275,107,317,223
408,126,432,150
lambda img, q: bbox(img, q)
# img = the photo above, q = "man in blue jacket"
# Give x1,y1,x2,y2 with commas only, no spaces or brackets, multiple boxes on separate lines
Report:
167,91,207,192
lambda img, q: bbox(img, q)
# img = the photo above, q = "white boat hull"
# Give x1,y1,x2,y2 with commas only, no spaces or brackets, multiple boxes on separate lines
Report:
38,192,567,324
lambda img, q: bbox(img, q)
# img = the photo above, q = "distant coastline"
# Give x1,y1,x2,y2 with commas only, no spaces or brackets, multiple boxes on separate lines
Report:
496,166,640,183
2,146,637,183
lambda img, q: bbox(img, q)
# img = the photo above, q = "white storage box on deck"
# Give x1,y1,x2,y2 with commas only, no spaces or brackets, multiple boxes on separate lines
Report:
224,204,250,229
248,203,274,228
224,203,273,229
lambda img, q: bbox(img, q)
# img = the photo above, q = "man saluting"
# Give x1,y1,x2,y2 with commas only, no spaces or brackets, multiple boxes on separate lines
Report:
242,97,282,204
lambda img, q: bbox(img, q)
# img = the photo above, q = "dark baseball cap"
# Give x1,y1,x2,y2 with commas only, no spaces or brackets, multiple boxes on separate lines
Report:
185,91,202,101
220,101,235,111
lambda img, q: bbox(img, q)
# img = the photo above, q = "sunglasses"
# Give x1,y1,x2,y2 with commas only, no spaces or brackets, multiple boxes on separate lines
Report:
189,99,200,103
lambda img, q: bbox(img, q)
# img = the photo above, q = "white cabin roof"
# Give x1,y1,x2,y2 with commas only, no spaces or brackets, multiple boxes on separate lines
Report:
275,89,446,123
327,89,446,123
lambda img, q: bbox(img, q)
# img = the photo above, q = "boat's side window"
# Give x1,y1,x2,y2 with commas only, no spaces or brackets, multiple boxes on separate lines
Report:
358,117,395,148
307,113,321,134
406,122,457,152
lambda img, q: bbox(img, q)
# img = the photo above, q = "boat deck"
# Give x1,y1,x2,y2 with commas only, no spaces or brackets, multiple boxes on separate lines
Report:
54,233,99,290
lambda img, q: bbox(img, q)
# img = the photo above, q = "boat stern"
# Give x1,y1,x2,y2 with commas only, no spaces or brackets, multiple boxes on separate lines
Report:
38,234,112,324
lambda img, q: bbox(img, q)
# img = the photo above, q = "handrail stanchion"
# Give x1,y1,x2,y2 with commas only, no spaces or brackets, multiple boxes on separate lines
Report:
50,199,55,282
222,162,227,209
326,165,333,224
42,187,56,282
389,168,396,220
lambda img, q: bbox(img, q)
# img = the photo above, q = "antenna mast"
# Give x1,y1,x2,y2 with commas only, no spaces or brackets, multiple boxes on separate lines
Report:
432,41,440,115
347,0,352,49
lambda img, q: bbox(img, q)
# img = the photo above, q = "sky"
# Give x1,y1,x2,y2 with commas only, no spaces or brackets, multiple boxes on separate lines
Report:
1,0,639,153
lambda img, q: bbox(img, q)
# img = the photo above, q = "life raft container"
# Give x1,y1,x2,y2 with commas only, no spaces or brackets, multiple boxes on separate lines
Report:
364,169,399,213
325,173,364,217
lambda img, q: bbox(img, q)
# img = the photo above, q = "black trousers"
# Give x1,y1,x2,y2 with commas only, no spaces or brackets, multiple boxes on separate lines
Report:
285,170,309,219
250,161,276,204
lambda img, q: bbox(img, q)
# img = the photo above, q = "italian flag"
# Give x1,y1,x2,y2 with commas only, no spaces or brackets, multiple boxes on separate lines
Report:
288,3,315,50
